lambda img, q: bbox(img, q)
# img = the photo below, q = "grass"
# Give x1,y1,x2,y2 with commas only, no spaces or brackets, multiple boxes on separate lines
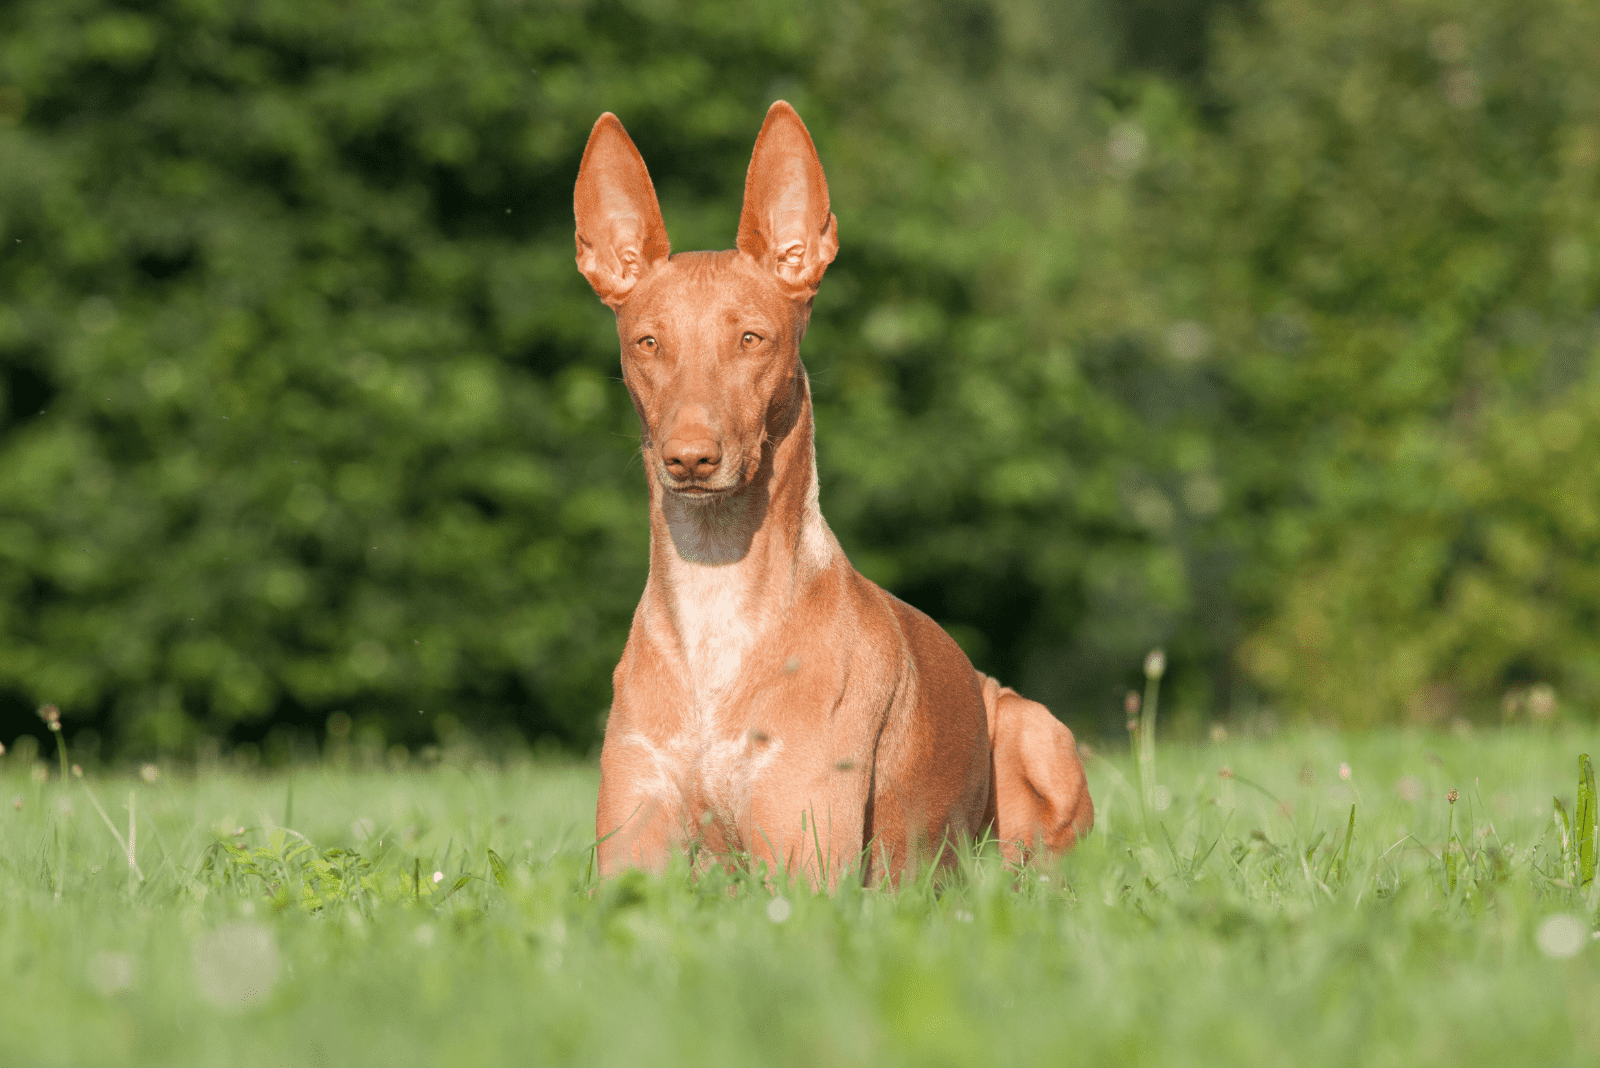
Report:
3,727,1599,1067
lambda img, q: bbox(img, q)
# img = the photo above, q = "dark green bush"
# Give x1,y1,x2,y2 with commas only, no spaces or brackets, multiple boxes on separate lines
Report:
1,0,1597,754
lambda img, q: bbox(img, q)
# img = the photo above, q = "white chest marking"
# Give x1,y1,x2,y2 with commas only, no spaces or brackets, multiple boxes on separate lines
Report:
637,448,838,827
670,562,761,711
659,560,780,821
661,490,769,719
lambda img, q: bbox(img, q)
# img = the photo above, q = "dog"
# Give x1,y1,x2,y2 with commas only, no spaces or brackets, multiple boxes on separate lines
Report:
574,102,1093,886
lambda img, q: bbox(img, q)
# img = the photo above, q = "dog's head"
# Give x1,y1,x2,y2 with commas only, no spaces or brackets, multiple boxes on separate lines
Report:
573,103,838,500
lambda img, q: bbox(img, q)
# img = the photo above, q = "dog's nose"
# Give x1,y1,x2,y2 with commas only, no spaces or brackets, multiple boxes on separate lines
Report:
662,434,722,481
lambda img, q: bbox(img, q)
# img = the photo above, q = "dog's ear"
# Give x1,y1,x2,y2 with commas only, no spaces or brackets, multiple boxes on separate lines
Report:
737,102,838,299
574,113,670,308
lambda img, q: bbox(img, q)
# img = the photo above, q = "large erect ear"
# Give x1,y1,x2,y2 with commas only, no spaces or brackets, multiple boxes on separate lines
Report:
574,113,670,308
736,102,838,298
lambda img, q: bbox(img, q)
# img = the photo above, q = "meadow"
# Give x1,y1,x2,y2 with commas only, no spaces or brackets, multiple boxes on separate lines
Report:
3,727,1597,1067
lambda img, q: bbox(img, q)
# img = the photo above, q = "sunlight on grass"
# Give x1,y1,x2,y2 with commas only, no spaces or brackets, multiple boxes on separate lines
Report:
2,730,1599,1066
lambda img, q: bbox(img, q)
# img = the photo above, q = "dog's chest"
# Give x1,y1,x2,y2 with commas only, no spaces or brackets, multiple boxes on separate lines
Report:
653,563,787,824
671,563,760,711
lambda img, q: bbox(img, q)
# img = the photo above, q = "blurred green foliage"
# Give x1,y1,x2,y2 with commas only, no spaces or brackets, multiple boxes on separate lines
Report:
0,0,1597,753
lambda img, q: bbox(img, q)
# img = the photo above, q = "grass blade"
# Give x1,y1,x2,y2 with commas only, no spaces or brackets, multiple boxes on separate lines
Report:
1579,755,1596,887
1442,801,1458,895
81,783,144,884
1334,803,1356,881
487,848,509,889
1553,795,1572,875
1138,650,1164,812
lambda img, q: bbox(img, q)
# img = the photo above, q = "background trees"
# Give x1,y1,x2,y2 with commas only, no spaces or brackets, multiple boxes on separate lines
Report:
1,0,1596,755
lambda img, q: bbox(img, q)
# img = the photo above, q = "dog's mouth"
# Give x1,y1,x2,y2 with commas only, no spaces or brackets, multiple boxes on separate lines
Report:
658,455,747,500
665,483,734,500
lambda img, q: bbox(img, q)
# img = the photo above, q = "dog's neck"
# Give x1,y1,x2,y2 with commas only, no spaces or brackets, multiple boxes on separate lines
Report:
642,371,839,669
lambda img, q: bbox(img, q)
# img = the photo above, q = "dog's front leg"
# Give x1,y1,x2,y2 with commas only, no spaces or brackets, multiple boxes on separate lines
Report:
595,734,688,875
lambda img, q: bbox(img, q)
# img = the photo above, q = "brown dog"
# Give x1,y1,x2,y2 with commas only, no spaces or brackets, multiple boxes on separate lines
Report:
574,102,1092,886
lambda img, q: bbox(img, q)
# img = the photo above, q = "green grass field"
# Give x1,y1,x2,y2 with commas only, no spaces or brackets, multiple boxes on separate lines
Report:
3,728,1598,1067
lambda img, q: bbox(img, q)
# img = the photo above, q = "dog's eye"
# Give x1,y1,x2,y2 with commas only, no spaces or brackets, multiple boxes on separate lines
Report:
636,336,657,353
741,332,762,349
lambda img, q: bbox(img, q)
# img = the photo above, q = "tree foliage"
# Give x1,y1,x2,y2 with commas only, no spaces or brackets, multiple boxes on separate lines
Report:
0,0,1597,753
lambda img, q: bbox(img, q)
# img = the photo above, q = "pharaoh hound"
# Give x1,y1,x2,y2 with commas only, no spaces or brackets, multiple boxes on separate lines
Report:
574,101,1093,886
